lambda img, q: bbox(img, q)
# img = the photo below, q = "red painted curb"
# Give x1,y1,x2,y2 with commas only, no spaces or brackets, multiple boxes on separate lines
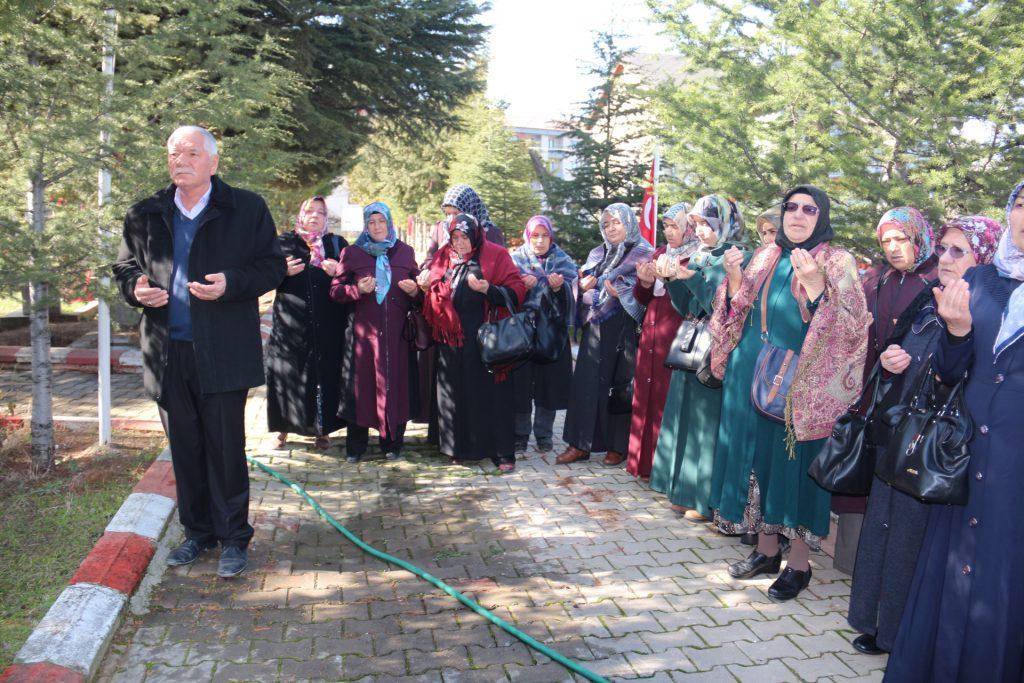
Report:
0,346,19,363
0,416,25,429
70,531,155,595
132,460,176,500
0,662,86,682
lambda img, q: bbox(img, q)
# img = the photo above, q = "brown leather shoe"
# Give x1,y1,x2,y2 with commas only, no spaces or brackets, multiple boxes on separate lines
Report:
602,451,626,466
555,446,590,464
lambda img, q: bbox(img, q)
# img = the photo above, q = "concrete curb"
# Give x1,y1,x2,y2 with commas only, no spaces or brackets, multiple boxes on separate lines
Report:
0,447,176,682
0,346,143,374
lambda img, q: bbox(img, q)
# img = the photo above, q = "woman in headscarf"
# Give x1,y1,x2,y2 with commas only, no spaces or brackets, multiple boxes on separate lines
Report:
330,202,420,463
847,216,1003,656
418,212,526,471
754,203,782,247
883,183,1024,683
511,216,578,455
832,206,939,574
558,204,655,466
425,184,506,260
625,202,695,477
648,195,750,521
266,196,349,449
707,185,869,601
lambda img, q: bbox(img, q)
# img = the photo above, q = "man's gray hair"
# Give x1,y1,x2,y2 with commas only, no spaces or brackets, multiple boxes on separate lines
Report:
167,125,219,156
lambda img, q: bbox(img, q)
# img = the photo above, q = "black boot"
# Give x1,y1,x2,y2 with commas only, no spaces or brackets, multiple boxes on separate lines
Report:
767,566,812,601
852,633,887,655
728,549,782,579
740,533,757,546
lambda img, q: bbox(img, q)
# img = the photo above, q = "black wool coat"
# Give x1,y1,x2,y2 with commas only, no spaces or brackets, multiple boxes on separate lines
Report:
112,176,286,400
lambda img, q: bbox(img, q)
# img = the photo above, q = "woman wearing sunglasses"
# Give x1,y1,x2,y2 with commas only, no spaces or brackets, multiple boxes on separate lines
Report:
706,185,870,601
832,207,939,575
846,216,1002,656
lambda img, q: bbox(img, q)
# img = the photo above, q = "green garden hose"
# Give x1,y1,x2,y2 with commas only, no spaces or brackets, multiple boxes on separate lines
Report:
246,454,610,683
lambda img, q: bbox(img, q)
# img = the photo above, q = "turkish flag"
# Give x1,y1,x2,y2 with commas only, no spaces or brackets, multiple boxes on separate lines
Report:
639,159,656,245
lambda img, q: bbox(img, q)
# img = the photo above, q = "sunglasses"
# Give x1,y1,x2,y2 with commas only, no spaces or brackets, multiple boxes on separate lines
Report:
935,244,968,260
783,201,819,216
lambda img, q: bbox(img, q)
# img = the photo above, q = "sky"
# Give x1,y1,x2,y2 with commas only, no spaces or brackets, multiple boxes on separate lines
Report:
482,0,677,127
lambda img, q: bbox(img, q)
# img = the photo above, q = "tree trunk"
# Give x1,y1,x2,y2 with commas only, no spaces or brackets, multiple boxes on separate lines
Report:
27,172,54,470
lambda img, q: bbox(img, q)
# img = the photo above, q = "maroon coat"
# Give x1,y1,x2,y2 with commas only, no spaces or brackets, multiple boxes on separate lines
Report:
330,241,420,439
626,247,685,478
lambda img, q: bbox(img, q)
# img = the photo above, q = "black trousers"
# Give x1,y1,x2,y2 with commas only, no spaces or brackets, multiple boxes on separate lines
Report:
159,341,253,549
346,423,406,457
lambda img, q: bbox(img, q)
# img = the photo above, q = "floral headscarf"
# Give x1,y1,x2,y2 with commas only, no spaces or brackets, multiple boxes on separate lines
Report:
687,194,743,248
355,202,398,304
938,216,1003,266
663,202,699,260
875,206,934,271
293,196,328,267
580,203,655,323
993,180,1024,359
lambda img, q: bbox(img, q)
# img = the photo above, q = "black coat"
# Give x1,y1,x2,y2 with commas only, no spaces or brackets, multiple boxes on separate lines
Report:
266,232,349,436
112,176,286,400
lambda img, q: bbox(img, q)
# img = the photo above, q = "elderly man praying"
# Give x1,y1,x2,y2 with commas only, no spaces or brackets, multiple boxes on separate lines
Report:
113,126,285,577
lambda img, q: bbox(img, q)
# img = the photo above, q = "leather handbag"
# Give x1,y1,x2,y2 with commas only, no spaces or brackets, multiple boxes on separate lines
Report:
877,363,972,504
477,287,536,368
664,316,721,389
607,325,638,414
403,304,433,352
750,259,799,423
807,361,887,495
529,288,567,365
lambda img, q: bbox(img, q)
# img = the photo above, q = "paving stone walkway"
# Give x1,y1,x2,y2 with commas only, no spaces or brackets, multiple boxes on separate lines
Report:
93,412,886,683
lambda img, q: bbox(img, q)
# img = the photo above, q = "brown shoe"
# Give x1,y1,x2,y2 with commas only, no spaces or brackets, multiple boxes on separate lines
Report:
683,510,709,523
602,451,626,467
555,446,590,464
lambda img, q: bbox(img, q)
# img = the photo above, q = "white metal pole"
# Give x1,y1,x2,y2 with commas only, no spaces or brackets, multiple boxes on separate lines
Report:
97,8,116,445
652,147,660,246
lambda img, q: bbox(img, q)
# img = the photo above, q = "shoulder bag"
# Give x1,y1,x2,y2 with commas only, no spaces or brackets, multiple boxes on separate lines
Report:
529,287,568,365
750,257,799,423
477,287,536,368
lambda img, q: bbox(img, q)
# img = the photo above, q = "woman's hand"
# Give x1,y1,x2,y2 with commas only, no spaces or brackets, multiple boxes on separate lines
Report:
791,248,826,300
934,279,972,337
636,261,657,286
880,344,912,374
674,266,697,280
522,274,538,289
579,274,598,292
724,246,745,296
548,273,564,291
397,279,418,297
286,256,305,276
654,253,680,280
603,279,620,299
357,276,376,295
320,259,338,277
416,270,432,291
467,273,489,294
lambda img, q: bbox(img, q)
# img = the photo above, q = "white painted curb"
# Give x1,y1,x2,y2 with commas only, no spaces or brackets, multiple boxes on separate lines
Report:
104,492,176,541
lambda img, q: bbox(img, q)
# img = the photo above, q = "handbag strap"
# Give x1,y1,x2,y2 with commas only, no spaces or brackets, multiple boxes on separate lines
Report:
759,255,781,342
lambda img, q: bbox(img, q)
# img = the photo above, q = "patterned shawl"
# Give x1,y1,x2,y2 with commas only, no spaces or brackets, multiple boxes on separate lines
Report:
354,201,398,304
581,203,655,324
875,206,935,271
511,216,579,308
994,180,1024,358
293,196,328,267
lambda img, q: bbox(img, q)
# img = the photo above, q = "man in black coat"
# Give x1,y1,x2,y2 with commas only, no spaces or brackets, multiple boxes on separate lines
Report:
113,125,285,577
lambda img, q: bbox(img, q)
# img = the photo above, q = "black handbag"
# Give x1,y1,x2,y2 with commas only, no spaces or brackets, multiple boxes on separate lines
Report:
477,287,536,368
877,364,973,504
807,361,888,495
607,325,638,414
750,259,799,423
402,303,433,352
529,288,567,365
664,316,721,389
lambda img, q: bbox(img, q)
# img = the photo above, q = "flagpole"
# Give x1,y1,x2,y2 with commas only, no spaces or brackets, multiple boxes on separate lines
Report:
652,147,660,246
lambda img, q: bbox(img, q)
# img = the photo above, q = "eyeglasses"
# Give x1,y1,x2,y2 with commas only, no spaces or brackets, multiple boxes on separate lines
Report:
935,244,968,260
783,202,819,216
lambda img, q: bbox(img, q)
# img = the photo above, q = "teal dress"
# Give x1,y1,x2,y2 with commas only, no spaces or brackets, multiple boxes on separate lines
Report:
649,244,748,517
708,252,831,538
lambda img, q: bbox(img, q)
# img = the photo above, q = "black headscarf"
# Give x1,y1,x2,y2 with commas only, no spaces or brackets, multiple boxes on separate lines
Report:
776,184,834,253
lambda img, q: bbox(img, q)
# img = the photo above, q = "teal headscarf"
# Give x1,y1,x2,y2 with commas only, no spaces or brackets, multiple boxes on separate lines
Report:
356,202,398,304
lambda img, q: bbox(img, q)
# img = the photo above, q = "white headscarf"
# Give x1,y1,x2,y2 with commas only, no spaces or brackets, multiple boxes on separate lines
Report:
993,179,1024,359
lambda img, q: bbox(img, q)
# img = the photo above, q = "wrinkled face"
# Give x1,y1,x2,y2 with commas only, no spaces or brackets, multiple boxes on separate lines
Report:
757,219,777,246
529,226,552,255
879,225,916,272
367,212,389,241
602,214,627,245
1011,193,1024,250
936,228,977,287
167,131,218,192
782,193,819,245
692,216,719,247
450,230,472,257
662,218,684,248
299,199,327,232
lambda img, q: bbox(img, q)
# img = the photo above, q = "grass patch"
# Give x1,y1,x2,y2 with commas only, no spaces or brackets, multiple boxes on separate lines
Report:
0,429,164,668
